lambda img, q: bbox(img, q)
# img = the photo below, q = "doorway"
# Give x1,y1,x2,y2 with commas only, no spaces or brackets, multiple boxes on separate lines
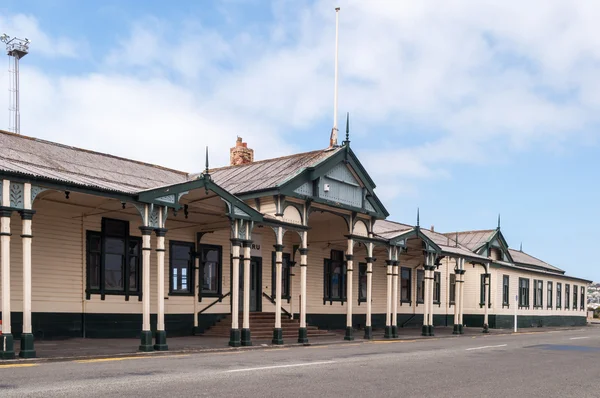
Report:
240,257,262,312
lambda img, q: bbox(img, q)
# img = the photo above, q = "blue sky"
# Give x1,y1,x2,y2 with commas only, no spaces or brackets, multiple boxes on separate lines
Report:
1,0,599,282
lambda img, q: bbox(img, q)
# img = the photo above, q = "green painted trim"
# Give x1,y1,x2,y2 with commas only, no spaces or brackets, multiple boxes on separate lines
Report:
452,324,460,335
298,327,308,344
384,326,393,339
428,325,434,337
391,325,398,338
272,328,283,345
0,334,15,359
363,326,373,340
18,333,36,358
139,330,154,352
344,327,354,341
241,328,252,346
153,330,168,351
229,328,241,347
421,325,428,337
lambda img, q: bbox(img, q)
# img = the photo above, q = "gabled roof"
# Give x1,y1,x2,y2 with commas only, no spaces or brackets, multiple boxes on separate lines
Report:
372,219,413,239
205,148,342,194
443,229,496,251
508,248,564,273
0,130,187,194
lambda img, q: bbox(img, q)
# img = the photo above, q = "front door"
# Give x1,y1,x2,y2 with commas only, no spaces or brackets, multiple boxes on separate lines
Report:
240,257,262,312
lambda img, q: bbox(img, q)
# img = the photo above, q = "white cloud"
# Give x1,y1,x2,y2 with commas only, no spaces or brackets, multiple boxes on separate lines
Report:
2,1,600,197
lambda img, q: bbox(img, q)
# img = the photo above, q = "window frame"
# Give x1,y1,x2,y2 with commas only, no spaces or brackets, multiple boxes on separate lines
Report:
272,251,292,300
401,267,412,304
547,281,553,309
358,262,367,303
573,285,578,310
85,218,142,301
565,284,570,310
416,269,425,305
449,273,456,306
502,275,510,308
323,249,347,304
518,277,530,309
480,273,491,308
533,279,543,308
580,287,585,311
433,271,441,305
169,240,195,296
556,282,562,309
198,244,223,299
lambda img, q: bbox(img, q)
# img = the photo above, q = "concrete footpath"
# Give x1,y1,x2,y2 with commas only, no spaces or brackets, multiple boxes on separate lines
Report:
1,325,590,364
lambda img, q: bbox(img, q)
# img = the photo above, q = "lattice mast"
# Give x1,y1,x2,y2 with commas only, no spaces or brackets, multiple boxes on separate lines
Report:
1,34,30,135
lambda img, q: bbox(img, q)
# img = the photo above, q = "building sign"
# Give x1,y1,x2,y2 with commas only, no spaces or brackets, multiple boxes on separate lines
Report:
251,234,262,257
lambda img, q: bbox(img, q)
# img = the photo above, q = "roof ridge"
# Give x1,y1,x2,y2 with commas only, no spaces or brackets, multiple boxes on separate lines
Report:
0,129,189,177
206,147,333,173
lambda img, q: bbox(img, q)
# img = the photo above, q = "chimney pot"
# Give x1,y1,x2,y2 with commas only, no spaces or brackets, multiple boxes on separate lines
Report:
431,225,434,232
230,136,254,166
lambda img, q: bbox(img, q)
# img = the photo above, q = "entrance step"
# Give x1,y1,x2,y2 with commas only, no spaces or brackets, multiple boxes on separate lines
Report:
201,313,336,339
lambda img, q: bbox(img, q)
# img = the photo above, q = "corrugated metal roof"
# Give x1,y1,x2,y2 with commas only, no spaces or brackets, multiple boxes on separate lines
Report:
508,248,564,273
0,130,188,194
443,229,495,250
372,219,413,239
205,148,341,194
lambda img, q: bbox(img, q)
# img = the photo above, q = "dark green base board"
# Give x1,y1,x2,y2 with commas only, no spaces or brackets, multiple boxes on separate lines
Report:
363,326,373,340
153,330,168,351
19,333,36,358
298,327,308,344
0,334,15,359
452,324,460,334
462,314,587,329
241,328,252,346
272,328,283,345
384,325,392,338
391,325,398,338
421,325,429,336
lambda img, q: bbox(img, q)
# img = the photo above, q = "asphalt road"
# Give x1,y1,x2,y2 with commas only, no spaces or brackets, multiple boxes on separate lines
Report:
1,327,599,398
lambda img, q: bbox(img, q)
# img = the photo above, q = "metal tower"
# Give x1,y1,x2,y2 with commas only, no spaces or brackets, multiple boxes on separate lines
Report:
1,34,31,135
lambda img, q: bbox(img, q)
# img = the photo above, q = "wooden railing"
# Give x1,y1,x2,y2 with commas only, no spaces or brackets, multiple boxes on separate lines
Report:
198,292,230,315
262,292,293,319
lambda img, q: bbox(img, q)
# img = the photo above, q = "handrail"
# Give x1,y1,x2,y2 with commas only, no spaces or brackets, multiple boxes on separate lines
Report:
262,292,293,319
400,314,417,328
198,292,230,315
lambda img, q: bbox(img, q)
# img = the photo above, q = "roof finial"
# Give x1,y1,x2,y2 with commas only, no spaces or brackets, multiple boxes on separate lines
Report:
519,242,523,252
497,213,501,230
455,231,458,247
204,146,210,175
344,112,350,144
416,207,420,228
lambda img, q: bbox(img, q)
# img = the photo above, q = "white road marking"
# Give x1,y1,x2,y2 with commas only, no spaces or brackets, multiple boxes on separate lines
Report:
466,344,507,351
225,360,337,373
569,337,589,340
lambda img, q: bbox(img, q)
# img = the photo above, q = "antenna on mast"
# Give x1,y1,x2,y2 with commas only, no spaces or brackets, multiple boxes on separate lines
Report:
1,33,30,135
329,7,341,148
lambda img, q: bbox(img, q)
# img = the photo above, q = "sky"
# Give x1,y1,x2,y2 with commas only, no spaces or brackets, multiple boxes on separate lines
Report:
0,0,598,282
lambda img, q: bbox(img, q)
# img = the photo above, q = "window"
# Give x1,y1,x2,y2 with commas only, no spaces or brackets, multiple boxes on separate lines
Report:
449,274,456,306
433,272,441,304
169,241,194,295
547,281,553,309
556,283,562,309
272,252,291,299
533,279,543,308
86,218,141,300
518,278,530,308
580,287,585,311
502,275,510,307
401,267,412,303
324,250,346,302
565,284,570,310
416,269,425,304
480,274,491,307
573,285,578,310
489,247,503,261
358,263,367,303
199,244,222,298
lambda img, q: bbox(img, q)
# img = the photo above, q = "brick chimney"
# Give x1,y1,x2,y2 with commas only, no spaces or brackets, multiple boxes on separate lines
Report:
230,136,254,166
